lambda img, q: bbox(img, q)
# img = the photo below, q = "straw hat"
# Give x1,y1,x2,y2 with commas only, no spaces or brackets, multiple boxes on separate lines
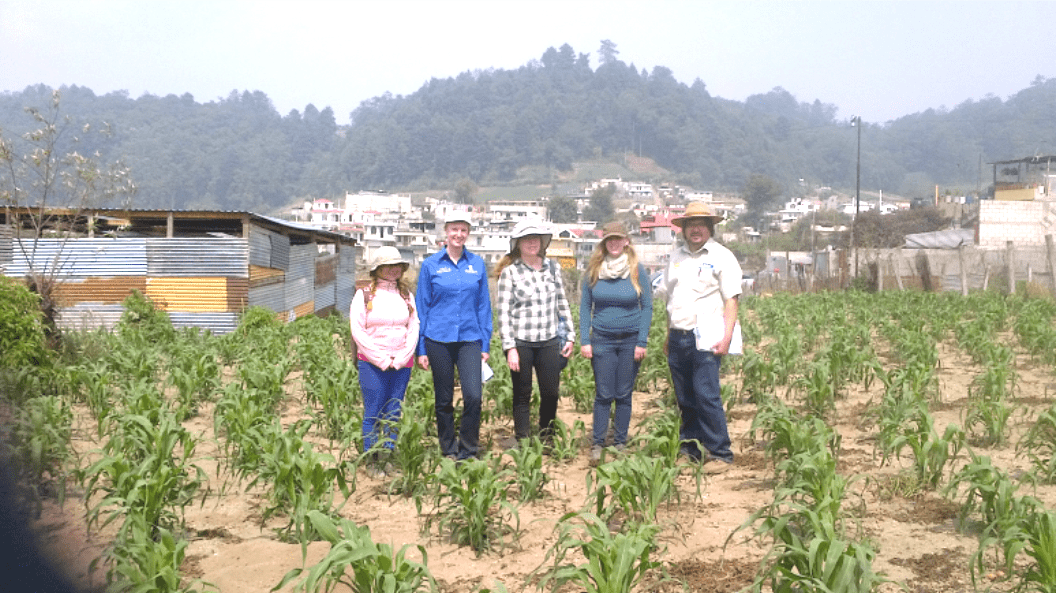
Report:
368,246,409,273
509,219,552,252
670,202,725,228
599,221,630,242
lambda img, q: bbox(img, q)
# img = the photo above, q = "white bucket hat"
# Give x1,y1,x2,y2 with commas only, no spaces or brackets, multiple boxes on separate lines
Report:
368,246,409,273
443,211,474,228
509,219,552,252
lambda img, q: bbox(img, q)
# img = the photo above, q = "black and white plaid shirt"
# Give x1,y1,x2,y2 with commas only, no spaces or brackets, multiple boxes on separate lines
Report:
496,258,575,352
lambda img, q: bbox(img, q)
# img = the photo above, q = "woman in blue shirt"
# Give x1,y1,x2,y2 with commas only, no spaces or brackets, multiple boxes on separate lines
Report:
579,221,652,463
415,212,493,460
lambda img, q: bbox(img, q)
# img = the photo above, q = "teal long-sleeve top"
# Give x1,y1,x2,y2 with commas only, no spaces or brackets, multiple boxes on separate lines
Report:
579,263,653,348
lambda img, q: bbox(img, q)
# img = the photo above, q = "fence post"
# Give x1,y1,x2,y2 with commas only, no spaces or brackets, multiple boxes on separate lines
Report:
892,253,904,290
1047,234,1056,298
959,244,969,296
1007,241,1016,295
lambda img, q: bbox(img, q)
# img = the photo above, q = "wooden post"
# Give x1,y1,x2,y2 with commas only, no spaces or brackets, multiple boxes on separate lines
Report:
876,250,884,291
959,244,969,296
892,253,904,290
983,264,990,291
1047,234,1056,298
1007,241,1016,294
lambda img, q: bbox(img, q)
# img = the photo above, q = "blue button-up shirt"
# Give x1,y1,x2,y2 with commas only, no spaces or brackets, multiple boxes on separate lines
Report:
415,248,493,355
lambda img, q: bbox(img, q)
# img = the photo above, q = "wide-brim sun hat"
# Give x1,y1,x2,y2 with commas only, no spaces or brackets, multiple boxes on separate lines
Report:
670,202,725,228
443,211,473,228
509,219,552,252
368,246,410,273
599,221,630,243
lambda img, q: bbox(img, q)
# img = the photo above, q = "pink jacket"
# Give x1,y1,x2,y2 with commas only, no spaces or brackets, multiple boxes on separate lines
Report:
350,282,420,370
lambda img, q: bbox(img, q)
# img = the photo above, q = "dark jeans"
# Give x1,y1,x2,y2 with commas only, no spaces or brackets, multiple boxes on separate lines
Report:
590,330,641,447
666,329,733,462
510,337,562,440
357,361,411,452
425,338,483,459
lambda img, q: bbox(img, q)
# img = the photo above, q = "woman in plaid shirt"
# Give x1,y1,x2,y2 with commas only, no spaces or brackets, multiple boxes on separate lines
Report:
495,219,575,444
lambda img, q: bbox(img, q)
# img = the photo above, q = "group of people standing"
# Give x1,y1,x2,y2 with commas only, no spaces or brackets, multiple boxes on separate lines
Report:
348,201,742,475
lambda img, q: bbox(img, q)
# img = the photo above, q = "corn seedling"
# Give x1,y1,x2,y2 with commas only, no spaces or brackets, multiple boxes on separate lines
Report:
504,436,548,503
975,508,1056,593
7,394,73,506
587,453,682,525
533,511,664,593
272,510,436,593
1018,402,1056,483
83,412,207,541
420,456,519,555
248,420,350,543
945,452,1042,539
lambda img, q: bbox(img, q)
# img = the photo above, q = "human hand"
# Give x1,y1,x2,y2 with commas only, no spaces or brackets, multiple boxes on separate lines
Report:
580,344,593,359
481,351,490,364
417,355,430,370
560,341,574,358
634,346,647,361
506,348,520,372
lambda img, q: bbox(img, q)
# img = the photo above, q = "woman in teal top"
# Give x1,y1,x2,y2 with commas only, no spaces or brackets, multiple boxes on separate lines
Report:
579,221,652,462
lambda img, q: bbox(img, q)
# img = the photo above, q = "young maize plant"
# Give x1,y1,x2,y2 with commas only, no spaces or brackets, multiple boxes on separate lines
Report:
1017,402,1056,484
587,452,682,526
420,456,519,556
272,510,435,593
7,394,74,514
504,435,548,503
533,511,665,593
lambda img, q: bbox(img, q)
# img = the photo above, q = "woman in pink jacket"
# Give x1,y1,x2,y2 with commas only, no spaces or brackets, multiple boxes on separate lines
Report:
350,247,419,476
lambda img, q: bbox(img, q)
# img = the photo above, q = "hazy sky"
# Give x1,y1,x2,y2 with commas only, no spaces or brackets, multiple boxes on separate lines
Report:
2,0,1053,125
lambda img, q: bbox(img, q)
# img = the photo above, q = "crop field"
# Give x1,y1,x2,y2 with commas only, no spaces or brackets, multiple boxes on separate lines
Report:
4,288,1056,593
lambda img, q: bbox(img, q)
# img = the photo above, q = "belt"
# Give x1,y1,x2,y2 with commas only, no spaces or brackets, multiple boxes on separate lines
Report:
669,328,694,336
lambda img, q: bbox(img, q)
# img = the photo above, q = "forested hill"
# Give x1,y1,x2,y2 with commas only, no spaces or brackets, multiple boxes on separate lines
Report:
3,43,1056,212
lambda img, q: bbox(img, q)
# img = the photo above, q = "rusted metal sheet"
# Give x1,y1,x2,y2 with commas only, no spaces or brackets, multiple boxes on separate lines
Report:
146,238,248,277
292,300,314,320
315,254,337,286
6,238,148,277
249,264,285,287
142,277,249,312
52,276,148,307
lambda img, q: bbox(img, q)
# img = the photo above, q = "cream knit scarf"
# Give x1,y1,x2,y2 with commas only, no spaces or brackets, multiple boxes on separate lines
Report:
599,253,630,280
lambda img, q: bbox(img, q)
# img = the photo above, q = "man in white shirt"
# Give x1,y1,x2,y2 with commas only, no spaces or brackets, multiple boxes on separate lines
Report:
662,202,742,469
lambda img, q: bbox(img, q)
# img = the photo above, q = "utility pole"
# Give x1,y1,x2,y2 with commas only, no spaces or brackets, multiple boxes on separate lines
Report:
852,116,861,279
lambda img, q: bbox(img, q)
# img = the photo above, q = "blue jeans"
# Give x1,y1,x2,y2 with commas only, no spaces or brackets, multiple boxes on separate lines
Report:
425,338,483,459
666,329,733,462
358,361,411,452
590,330,641,447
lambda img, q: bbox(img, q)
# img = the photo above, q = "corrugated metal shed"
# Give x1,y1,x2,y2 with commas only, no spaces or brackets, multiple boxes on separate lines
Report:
335,247,356,316
169,312,239,335
248,281,286,312
314,282,336,311
6,238,148,277
285,244,315,314
56,304,125,332
3,209,356,334
146,238,248,277
0,225,11,272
